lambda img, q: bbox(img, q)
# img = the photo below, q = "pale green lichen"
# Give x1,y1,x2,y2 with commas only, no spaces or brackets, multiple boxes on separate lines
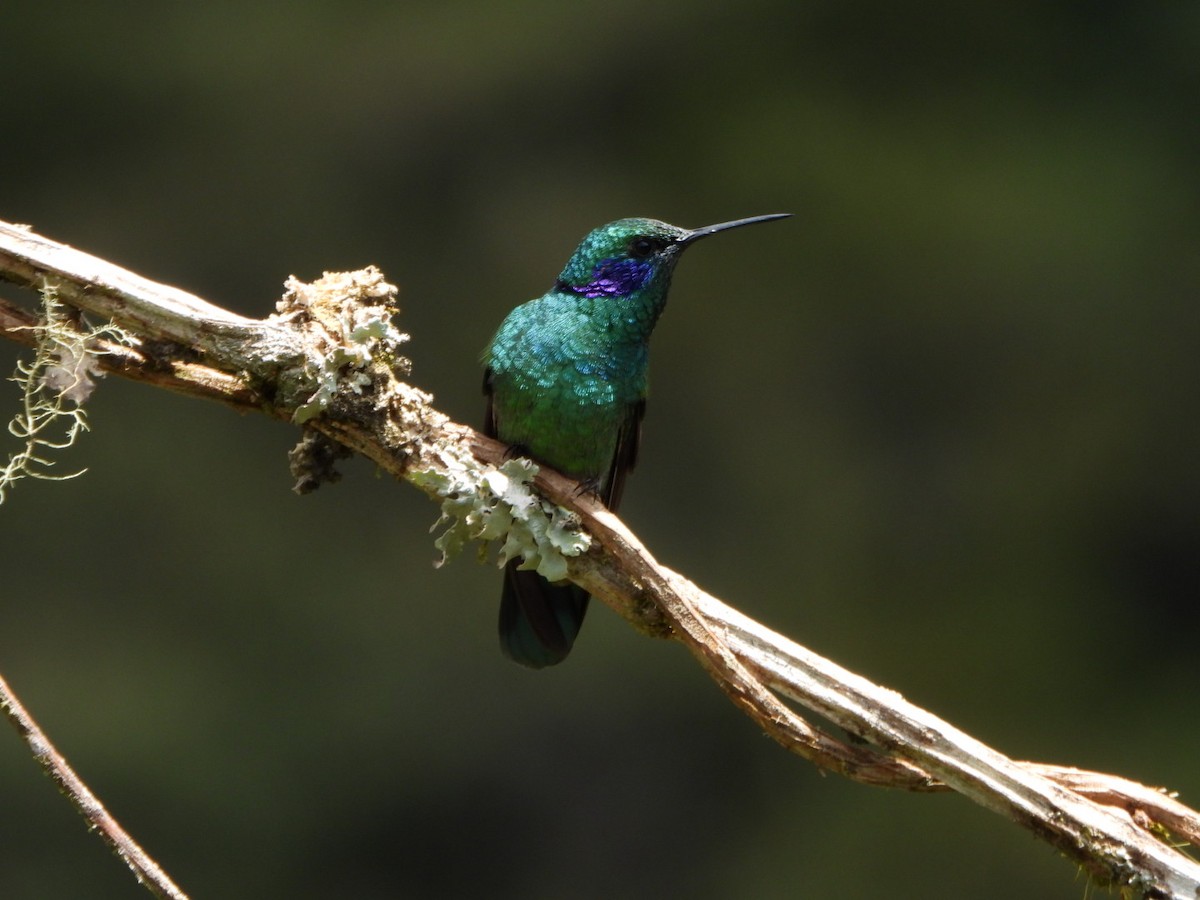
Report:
292,350,374,424
414,452,590,583
1,283,132,504
274,268,409,424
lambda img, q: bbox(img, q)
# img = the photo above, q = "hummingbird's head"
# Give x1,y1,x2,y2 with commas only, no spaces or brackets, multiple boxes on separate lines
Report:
554,214,791,301
554,218,688,300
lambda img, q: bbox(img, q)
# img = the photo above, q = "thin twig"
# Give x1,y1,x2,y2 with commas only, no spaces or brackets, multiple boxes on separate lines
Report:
0,672,189,900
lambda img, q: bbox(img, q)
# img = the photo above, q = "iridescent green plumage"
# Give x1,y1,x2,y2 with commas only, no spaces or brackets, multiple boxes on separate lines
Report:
484,214,789,668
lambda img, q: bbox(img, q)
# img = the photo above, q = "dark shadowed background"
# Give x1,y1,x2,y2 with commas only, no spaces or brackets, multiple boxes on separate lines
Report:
2,3,1197,897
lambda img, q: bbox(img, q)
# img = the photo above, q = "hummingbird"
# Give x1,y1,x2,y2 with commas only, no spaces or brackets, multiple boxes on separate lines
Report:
483,213,790,668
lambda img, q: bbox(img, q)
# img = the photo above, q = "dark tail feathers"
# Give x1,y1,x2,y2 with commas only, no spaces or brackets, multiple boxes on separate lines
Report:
498,562,589,668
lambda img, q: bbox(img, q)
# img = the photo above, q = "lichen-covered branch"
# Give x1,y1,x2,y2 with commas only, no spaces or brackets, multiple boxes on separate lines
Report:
1,219,1198,899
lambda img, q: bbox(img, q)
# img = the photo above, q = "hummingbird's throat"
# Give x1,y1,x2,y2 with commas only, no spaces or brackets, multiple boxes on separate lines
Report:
558,256,655,299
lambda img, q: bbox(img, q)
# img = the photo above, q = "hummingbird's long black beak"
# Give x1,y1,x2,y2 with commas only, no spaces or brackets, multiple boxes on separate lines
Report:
680,213,791,246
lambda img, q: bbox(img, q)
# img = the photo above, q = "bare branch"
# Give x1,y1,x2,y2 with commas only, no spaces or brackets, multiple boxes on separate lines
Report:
0,672,189,900
2,219,1198,898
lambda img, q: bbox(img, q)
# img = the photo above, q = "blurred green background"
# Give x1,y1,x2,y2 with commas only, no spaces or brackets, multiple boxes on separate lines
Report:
2,3,1197,897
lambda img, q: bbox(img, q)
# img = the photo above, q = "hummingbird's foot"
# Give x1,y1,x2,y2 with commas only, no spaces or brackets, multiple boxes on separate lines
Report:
501,441,533,462
573,475,604,501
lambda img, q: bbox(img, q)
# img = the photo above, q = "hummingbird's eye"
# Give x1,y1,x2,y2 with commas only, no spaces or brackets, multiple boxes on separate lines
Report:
629,236,659,258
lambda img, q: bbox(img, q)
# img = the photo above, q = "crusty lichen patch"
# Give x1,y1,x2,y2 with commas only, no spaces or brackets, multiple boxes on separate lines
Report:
271,267,410,424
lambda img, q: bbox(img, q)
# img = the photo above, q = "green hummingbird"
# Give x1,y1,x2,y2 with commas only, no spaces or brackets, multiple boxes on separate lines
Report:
483,213,790,668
